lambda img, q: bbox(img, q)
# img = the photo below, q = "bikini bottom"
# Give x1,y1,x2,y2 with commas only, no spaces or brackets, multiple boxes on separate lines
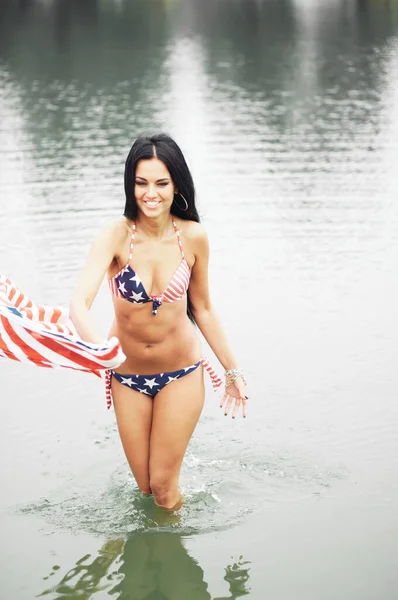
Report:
105,357,222,409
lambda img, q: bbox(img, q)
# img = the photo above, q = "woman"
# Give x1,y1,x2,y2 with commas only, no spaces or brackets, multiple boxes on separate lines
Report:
69,134,247,509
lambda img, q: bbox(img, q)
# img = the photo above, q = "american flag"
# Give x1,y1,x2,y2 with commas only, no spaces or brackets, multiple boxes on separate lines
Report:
0,274,125,377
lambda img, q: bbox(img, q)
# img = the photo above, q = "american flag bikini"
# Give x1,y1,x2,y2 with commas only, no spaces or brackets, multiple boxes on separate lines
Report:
108,220,191,316
105,219,223,408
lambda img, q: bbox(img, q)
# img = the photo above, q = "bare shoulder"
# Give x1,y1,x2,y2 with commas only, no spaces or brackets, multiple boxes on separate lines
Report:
95,217,132,248
176,220,209,267
178,219,208,246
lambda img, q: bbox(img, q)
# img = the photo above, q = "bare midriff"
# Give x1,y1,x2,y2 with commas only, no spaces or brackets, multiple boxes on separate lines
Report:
108,296,201,375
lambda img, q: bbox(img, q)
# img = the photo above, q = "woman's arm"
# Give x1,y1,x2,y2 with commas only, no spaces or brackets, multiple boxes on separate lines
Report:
69,221,123,343
188,224,239,371
188,224,247,417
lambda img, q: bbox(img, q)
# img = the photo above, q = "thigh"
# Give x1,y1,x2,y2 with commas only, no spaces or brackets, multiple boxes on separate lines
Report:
112,376,153,492
149,366,205,479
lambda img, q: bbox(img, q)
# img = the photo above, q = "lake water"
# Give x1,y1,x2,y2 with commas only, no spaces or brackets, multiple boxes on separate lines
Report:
1,0,398,598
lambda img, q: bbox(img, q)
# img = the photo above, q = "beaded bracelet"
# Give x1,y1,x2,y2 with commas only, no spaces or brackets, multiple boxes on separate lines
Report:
225,368,247,386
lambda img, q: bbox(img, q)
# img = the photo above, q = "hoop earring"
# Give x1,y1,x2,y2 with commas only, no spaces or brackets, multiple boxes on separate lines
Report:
174,193,188,212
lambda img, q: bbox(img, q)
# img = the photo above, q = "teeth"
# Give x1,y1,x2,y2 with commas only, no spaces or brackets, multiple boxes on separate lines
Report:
146,201,160,208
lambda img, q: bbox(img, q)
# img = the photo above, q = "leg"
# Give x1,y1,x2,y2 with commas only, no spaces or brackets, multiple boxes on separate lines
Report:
111,376,154,494
149,366,205,508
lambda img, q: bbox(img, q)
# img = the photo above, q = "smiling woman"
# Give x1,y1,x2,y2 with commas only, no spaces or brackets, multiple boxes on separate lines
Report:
69,134,248,510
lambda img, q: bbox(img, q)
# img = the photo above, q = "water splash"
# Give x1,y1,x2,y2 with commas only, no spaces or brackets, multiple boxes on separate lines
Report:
17,447,346,537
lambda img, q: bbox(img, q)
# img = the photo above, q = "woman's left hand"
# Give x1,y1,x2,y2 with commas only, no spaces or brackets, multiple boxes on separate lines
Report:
220,377,248,418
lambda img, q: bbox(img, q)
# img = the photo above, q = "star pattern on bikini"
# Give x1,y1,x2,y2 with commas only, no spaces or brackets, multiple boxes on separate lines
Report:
144,378,159,389
129,274,141,285
109,362,212,404
116,267,150,302
130,291,144,302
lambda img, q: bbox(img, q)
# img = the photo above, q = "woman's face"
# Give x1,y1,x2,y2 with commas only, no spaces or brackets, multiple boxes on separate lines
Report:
134,158,176,218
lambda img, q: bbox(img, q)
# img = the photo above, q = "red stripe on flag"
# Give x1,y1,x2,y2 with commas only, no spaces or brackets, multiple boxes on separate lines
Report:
0,332,19,361
1,315,51,366
14,292,23,308
27,330,115,371
50,308,63,324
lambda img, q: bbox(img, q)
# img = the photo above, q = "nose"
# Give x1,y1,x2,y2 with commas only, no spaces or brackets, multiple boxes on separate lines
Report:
146,184,157,199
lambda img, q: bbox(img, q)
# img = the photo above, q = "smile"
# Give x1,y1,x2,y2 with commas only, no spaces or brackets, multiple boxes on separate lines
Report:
144,201,161,208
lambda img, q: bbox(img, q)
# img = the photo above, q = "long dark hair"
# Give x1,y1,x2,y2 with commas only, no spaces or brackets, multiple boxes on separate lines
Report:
123,134,200,323
124,133,200,223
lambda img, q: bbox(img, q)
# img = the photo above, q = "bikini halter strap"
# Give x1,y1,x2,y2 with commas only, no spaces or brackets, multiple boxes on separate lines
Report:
128,222,136,262
172,220,185,260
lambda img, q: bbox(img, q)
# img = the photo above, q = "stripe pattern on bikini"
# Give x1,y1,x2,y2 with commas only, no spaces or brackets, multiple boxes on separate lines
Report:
161,258,190,302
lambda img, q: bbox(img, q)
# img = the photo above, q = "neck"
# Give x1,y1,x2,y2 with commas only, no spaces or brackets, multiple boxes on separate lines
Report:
135,212,173,239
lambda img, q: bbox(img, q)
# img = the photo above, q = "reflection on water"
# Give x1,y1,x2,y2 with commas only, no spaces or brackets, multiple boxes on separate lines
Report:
39,530,250,600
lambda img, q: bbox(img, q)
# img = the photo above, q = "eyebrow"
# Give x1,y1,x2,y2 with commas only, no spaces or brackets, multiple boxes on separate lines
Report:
135,176,170,183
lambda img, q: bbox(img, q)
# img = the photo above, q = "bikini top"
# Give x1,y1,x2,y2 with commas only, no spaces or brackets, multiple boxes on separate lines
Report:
108,220,191,316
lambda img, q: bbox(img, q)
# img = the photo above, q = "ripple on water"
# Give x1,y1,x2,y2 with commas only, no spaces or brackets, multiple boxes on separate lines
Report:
17,448,347,537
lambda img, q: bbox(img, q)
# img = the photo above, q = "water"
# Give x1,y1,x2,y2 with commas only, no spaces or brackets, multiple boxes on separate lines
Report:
1,0,398,598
